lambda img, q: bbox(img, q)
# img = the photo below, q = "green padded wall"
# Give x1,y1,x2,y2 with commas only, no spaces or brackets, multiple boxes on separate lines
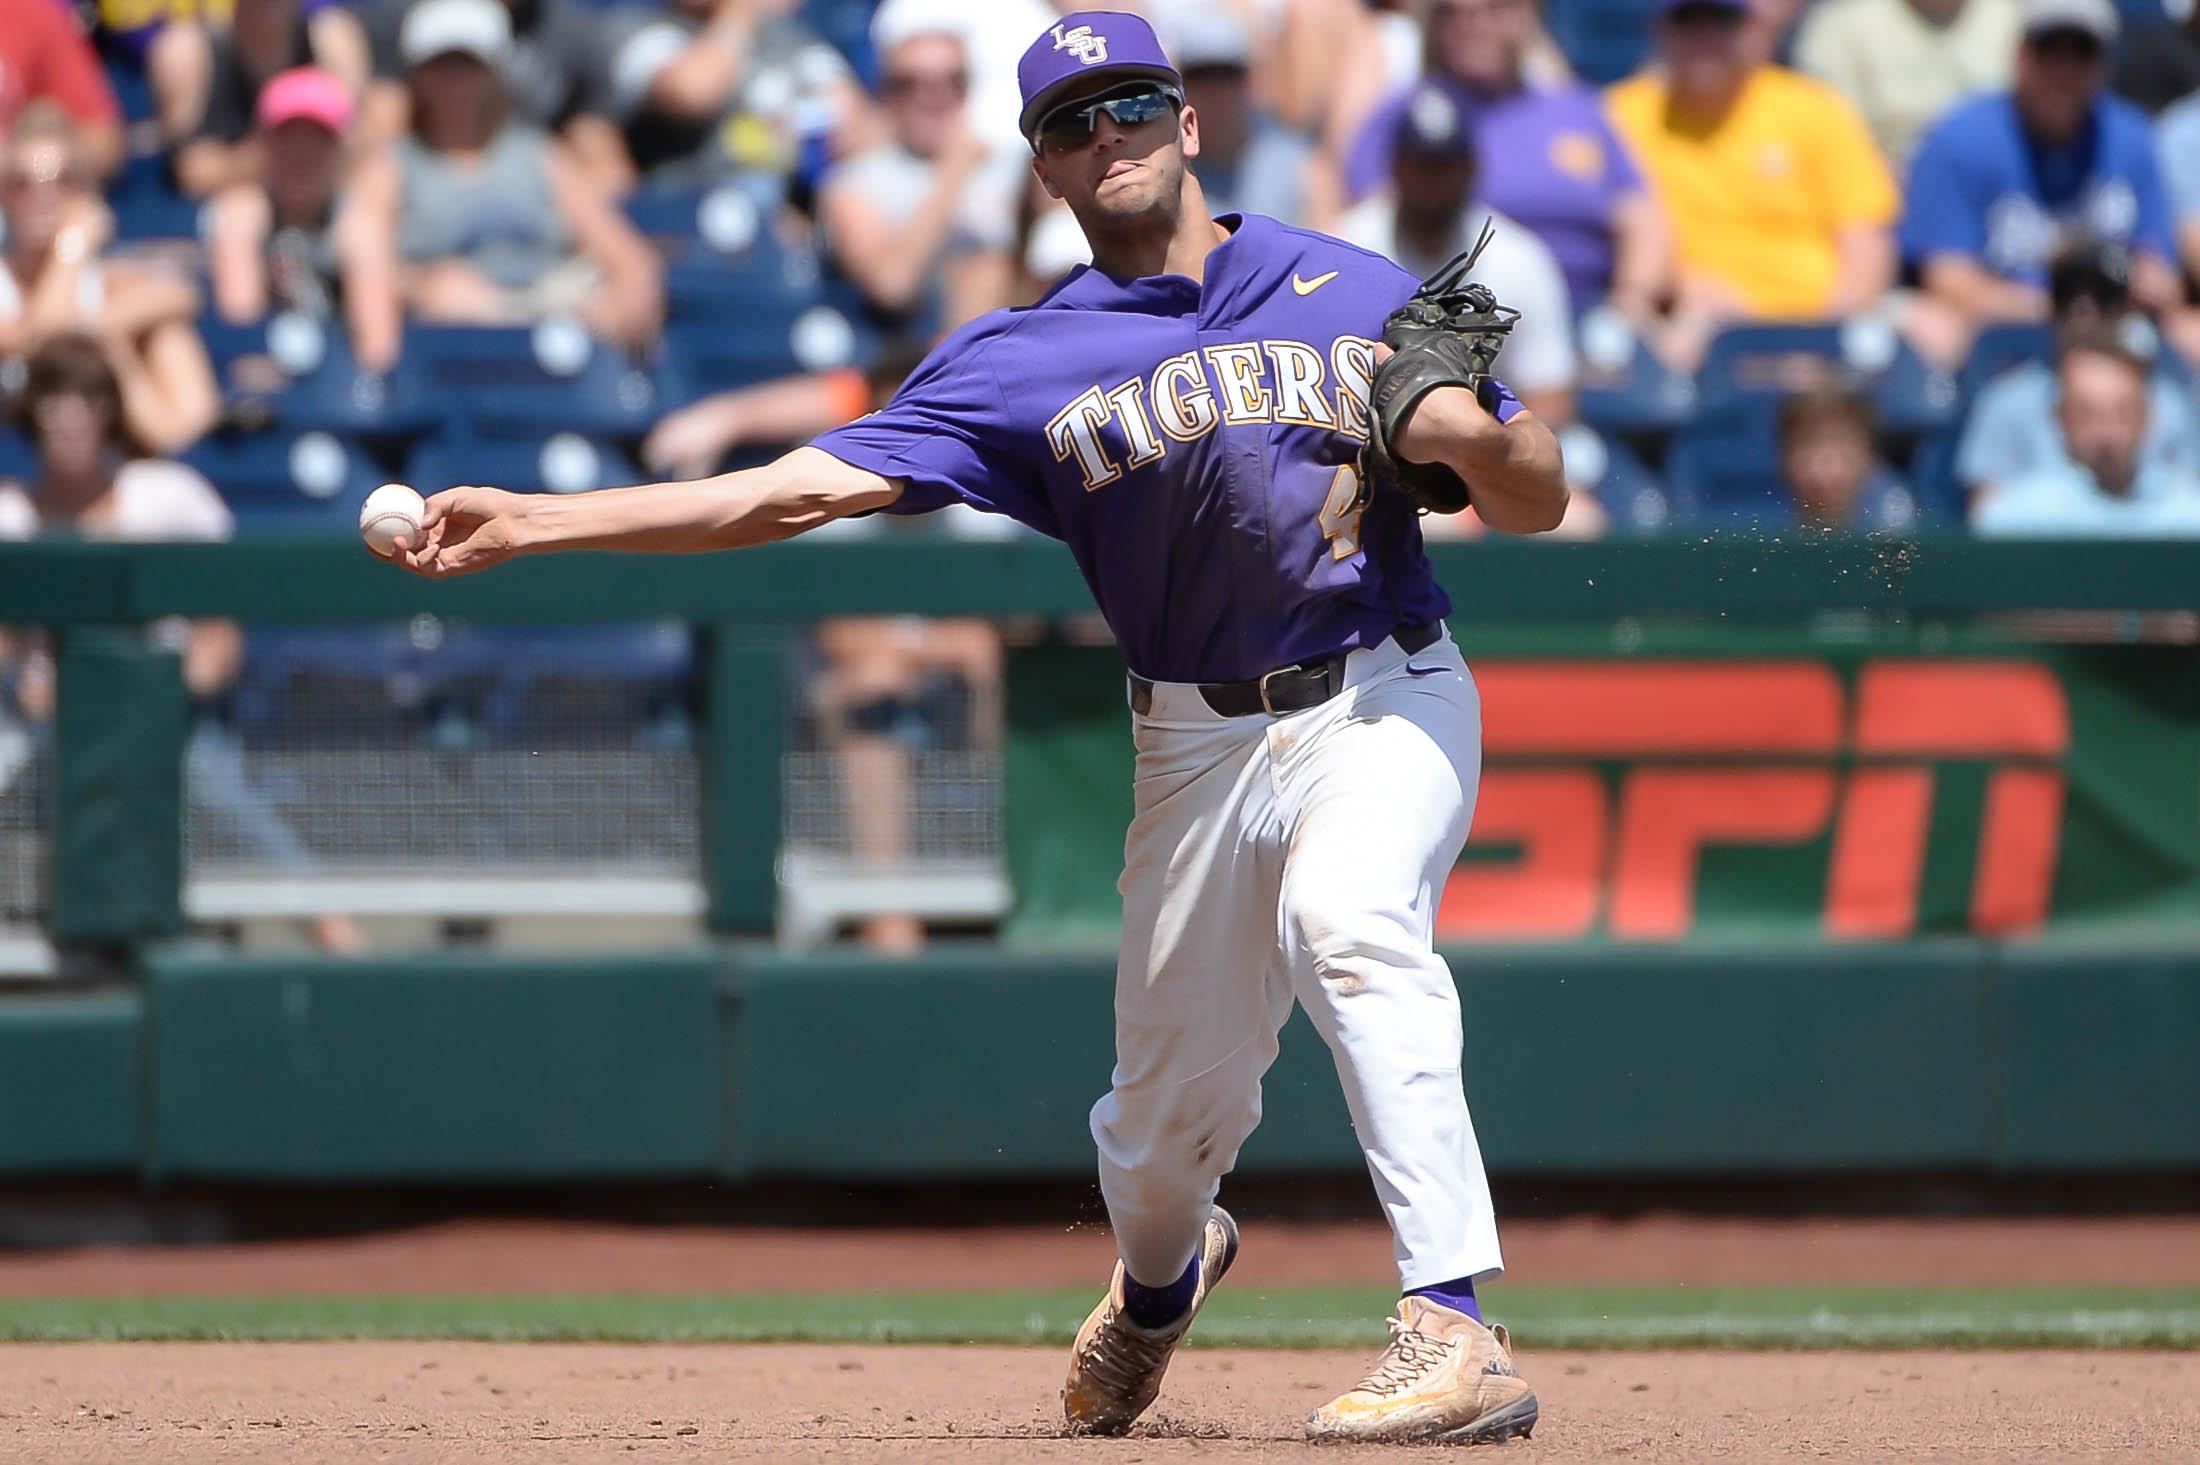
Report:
722,944,1999,1181
51,631,186,942
144,951,720,1181
0,992,142,1174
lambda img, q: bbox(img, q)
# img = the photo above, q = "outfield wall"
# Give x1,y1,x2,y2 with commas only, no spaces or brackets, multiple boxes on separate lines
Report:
7,943,2197,1183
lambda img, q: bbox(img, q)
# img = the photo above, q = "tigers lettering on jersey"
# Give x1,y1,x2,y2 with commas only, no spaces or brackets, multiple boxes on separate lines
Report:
1044,336,1377,492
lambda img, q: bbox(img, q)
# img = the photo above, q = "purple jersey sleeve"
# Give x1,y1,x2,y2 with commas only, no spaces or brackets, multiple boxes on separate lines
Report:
1485,376,1524,423
809,319,1062,537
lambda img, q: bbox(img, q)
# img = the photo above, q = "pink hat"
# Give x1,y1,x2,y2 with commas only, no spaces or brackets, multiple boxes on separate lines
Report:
256,67,354,135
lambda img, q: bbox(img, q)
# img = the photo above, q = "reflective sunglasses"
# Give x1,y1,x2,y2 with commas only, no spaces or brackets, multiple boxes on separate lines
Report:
1034,82,1183,153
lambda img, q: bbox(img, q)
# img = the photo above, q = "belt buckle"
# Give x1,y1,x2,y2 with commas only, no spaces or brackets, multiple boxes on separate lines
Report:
1257,664,1298,715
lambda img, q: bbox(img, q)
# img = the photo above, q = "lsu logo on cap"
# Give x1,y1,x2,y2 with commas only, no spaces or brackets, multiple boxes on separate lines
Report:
1051,22,1110,64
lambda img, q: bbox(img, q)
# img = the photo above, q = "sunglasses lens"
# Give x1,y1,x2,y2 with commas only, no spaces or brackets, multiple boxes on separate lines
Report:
1039,85,1175,148
1107,92,1171,126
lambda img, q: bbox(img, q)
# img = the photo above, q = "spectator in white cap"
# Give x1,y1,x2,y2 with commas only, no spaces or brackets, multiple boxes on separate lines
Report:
868,0,1055,159
601,0,869,192
348,0,663,345
1164,7,1311,226
206,68,403,374
1902,0,2185,362
818,22,1019,329
358,0,634,194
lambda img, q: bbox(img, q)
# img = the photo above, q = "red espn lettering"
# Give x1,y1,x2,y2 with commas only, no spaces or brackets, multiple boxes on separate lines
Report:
1440,660,2069,942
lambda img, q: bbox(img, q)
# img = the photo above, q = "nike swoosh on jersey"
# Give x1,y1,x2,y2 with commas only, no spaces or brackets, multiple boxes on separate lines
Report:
1404,663,1446,677
1291,270,1340,295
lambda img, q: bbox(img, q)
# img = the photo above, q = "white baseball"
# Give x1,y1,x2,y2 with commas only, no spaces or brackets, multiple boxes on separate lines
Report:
359,483,426,559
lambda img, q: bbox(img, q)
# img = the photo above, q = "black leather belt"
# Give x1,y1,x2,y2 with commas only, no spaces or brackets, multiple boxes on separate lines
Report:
1130,622,1443,718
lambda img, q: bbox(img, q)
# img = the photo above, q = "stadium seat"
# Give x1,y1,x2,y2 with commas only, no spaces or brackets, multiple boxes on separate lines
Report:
1662,399,1784,524
1957,322,2054,401
0,428,34,483
661,289,876,401
1695,320,1958,443
395,321,669,437
1575,310,1696,442
406,433,643,498
1556,424,1670,534
198,310,435,438
107,152,201,242
1544,0,1657,83
184,428,383,532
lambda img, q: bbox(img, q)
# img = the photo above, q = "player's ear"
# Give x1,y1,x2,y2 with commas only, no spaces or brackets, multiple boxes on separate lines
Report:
1178,102,1200,162
1030,151,1065,202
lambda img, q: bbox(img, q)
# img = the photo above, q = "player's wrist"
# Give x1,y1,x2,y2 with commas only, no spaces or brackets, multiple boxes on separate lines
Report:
1395,385,1502,470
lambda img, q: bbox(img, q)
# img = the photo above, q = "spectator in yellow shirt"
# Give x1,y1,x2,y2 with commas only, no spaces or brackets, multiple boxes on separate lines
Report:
1607,0,1898,367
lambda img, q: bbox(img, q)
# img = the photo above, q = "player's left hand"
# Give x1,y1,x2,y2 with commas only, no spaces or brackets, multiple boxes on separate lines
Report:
1362,221,1519,515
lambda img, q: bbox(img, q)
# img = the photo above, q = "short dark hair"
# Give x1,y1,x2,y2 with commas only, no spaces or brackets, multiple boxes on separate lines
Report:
15,332,145,458
1776,385,1876,445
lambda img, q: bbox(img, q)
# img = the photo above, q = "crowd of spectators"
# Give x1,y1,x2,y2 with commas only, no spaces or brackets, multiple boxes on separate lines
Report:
0,0,2187,536
5,0,2200,951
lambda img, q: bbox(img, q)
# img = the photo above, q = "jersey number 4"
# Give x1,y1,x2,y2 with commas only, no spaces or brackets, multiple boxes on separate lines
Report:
1319,465,1367,560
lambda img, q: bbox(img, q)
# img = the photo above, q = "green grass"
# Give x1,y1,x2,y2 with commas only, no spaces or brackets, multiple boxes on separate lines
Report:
2,1287,2197,1348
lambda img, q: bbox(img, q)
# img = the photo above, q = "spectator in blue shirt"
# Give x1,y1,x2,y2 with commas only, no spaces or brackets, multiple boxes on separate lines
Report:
1957,243,2199,505
1972,335,2200,535
2157,87,2200,361
1901,0,2184,365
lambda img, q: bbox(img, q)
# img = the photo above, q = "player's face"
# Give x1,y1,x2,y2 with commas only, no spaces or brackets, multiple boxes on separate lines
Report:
1030,82,1200,232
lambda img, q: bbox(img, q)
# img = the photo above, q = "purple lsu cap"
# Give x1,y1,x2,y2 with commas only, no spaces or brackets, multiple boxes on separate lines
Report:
1017,10,1182,142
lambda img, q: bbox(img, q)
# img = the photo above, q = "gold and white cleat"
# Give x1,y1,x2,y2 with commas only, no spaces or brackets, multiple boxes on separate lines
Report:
1061,1206,1240,1436
1306,1295,1539,1445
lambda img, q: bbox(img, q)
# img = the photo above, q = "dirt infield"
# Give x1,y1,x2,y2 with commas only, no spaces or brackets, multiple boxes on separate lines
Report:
4,1341,2195,1464
5,1213,2200,1295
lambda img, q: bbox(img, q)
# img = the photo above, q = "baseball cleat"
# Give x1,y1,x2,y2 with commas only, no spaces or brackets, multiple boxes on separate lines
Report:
1305,1295,1539,1445
1061,1206,1240,1435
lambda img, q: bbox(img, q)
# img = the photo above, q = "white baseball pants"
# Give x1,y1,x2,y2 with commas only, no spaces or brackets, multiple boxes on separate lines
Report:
1091,629,1502,1292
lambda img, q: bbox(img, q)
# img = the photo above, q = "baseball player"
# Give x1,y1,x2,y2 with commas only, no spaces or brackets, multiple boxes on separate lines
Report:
393,9,1564,1444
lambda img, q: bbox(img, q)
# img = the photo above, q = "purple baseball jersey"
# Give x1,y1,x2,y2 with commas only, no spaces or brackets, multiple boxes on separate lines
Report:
811,212,1521,684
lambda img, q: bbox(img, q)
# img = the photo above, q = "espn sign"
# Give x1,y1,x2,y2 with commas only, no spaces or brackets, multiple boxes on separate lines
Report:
1441,660,2068,941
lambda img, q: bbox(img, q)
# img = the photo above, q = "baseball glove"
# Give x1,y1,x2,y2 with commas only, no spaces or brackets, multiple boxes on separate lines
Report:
1359,219,1519,515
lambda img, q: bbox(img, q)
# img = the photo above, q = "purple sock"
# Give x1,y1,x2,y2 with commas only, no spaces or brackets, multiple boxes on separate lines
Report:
1407,1275,1482,1322
1121,1255,1200,1329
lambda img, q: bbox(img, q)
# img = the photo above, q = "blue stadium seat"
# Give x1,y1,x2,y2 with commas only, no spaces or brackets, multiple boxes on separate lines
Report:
0,428,34,482
1696,320,1958,442
395,322,669,437
801,0,881,81
107,152,201,242
198,310,435,438
406,433,643,497
1556,425,1670,533
1575,311,1695,442
1958,322,2053,401
1544,0,1657,84
184,428,383,532
661,288,876,401
1663,399,1784,524
1666,398,1924,529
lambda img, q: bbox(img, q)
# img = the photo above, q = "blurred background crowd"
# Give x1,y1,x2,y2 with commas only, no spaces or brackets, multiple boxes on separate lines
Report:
0,0,2184,539
5,0,2200,954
